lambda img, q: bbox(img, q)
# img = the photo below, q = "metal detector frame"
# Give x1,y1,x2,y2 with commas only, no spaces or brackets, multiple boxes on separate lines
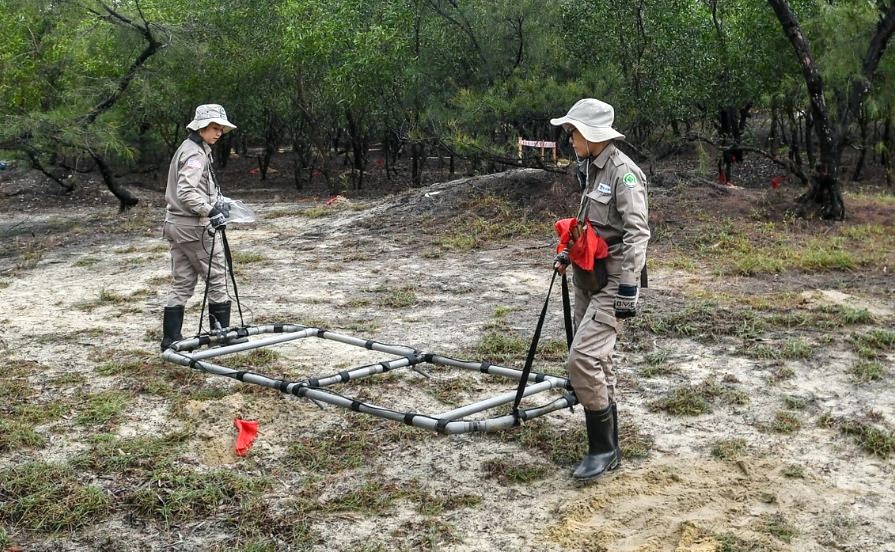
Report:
162,324,578,434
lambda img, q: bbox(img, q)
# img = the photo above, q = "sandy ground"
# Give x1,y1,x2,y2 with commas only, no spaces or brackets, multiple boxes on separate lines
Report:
1,171,894,551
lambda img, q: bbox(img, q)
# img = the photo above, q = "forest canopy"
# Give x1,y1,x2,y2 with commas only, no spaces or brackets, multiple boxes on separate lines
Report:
2,0,894,217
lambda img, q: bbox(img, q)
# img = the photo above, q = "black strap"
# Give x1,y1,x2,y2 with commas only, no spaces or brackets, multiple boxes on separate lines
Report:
220,229,245,327
512,269,571,422
561,272,572,349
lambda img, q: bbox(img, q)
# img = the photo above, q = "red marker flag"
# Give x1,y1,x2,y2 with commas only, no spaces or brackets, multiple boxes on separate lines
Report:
233,418,259,456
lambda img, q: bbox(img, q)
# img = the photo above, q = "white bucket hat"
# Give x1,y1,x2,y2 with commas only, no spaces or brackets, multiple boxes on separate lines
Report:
550,98,624,142
186,104,237,133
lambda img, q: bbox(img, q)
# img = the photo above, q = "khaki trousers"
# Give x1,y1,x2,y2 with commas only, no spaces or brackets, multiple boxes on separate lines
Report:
164,222,228,307
566,256,621,410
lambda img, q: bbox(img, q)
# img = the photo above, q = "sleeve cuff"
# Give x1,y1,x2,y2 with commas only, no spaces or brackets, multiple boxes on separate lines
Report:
620,271,640,287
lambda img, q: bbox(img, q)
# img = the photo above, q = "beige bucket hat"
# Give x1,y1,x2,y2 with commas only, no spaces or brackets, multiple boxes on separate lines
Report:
186,104,237,133
550,98,624,142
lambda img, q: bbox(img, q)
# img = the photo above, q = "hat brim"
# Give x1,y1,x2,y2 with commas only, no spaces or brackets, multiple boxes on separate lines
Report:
550,116,624,142
186,118,237,133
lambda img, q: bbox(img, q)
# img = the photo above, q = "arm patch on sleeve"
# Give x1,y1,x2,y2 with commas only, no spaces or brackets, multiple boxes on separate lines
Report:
622,172,639,189
186,157,203,169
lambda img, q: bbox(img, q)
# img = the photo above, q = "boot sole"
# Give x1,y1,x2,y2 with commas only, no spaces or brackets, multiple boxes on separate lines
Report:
572,457,620,483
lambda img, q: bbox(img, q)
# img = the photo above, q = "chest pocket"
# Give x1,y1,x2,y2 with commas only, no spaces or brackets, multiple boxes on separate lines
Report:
585,189,613,225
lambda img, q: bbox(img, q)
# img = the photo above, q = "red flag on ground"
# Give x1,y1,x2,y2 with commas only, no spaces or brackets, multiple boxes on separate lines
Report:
554,218,609,271
771,175,784,189
233,418,259,456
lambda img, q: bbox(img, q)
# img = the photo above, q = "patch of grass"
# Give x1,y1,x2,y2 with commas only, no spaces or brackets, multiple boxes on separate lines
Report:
74,288,145,312
769,410,802,434
412,487,482,516
651,378,748,416
393,518,460,550
127,467,270,525
0,419,46,452
228,348,282,370
73,256,101,267
429,195,550,251
319,480,412,515
782,395,809,410
232,251,267,264
839,419,895,458
711,438,747,460
377,286,417,308
299,206,328,218
426,375,476,405
475,330,528,364
74,390,131,426
641,348,675,377
652,386,712,416
848,360,886,383
0,462,110,532
287,427,379,473
781,464,805,478
769,365,795,383
743,338,814,360
851,329,895,359
73,432,190,475
630,300,764,342
762,512,797,543
482,458,553,485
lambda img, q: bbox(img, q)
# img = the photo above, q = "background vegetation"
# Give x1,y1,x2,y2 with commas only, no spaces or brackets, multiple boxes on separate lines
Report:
2,0,895,213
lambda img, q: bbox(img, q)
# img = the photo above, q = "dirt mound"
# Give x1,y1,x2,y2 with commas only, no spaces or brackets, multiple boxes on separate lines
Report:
380,168,572,220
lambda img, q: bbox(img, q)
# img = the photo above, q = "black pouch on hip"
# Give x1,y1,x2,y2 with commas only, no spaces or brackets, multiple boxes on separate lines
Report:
571,258,609,292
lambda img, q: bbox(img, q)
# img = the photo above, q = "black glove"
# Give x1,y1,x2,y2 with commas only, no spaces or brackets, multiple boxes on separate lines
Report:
208,206,227,230
215,198,231,218
614,284,639,319
554,250,570,268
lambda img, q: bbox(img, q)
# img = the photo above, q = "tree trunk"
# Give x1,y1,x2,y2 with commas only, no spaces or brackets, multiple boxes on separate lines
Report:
92,154,138,211
851,106,868,181
768,0,844,219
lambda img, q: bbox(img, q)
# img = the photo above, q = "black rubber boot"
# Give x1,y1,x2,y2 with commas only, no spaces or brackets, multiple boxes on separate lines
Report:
572,404,619,482
209,300,247,345
208,301,231,330
160,306,184,352
612,401,621,468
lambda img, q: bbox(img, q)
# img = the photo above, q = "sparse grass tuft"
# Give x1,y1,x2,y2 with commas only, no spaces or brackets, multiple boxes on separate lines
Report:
482,458,553,485
839,419,895,458
711,438,746,460
0,419,46,452
781,464,805,478
851,329,895,359
0,462,110,532
73,432,190,475
769,410,802,434
848,360,886,383
475,331,528,364
232,251,268,264
127,468,270,525
74,390,131,426
378,286,417,308
762,512,797,543
651,378,747,416
287,427,379,473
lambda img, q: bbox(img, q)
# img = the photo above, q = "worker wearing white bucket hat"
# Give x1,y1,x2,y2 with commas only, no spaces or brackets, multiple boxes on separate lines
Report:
550,98,650,483
160,104,238,352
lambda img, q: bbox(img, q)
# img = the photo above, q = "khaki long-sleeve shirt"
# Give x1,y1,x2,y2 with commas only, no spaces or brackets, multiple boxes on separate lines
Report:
165,136,220,226
579,143,650,287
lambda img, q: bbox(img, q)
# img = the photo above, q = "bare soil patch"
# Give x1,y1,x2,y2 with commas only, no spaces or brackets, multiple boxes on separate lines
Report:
1,163,893,551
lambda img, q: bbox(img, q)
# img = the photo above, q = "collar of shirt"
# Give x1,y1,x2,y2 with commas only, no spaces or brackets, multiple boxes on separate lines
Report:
590,142,616,170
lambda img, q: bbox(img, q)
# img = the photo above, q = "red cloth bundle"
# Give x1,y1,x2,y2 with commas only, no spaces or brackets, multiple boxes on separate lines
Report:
554,218,609,271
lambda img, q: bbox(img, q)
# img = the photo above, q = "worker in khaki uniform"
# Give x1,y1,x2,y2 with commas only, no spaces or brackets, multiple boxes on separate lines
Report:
160,104,237,351
550,98,650,482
